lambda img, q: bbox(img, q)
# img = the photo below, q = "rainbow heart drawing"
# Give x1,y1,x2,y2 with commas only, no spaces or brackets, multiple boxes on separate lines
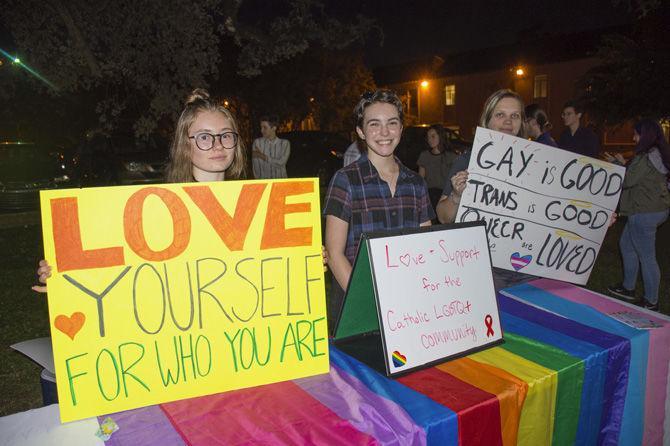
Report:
510,252,532,271
392,350,407,368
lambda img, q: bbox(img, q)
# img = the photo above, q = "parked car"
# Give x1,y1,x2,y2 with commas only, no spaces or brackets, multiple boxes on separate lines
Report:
278,131,349,188
75,133,168,186
0,138,75,211
395,125,472,171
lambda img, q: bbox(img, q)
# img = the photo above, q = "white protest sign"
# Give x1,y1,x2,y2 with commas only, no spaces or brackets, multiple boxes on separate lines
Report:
456,127,625,285
367,224,501,374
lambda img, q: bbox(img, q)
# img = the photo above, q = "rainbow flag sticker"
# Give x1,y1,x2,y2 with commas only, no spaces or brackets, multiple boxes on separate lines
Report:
392,350,407,368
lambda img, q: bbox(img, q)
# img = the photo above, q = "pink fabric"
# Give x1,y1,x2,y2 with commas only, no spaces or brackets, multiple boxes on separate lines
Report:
530,278,670,446
160,380,377,445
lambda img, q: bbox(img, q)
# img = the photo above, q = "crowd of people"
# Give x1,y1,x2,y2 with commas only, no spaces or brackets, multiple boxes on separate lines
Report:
33,88,670,322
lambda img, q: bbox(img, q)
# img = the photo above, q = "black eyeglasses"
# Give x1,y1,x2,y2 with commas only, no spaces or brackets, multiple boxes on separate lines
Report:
189,132,238,151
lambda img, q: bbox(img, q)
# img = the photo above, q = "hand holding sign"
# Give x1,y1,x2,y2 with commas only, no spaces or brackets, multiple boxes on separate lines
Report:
450,170,469,201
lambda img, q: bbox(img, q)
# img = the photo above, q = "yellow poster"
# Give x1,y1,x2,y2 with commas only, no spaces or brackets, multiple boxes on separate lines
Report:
40,179,329,422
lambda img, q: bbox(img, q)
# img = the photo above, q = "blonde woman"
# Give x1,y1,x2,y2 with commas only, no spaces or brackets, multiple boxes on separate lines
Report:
436,89,526,224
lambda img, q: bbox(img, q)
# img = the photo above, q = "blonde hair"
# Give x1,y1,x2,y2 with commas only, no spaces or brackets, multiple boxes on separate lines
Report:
478,89,526,138
165,89,247,182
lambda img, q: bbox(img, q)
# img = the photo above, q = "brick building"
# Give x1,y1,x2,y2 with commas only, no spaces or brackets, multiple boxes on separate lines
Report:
375,28,638,153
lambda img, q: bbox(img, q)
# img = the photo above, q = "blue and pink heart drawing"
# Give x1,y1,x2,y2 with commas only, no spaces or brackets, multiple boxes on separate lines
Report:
509,252,532,271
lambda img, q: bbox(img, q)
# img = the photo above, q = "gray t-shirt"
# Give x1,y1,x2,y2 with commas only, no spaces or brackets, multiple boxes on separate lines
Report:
417,150,451,189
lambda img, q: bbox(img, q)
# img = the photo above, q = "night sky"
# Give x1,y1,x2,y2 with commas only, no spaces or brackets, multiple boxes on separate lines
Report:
0,0,634,69
339,0,634,67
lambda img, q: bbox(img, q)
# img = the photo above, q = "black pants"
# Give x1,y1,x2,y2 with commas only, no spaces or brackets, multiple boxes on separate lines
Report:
428,188,443,218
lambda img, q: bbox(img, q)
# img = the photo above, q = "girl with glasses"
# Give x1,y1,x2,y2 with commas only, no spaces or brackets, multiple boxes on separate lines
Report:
34,89,327,292
33,89,248,291
165,89,247,182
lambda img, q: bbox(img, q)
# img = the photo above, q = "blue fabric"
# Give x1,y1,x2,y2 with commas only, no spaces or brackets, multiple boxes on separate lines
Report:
502,284,649,446
501,311,606,446
498,292,632,446
620,209,669,303
330,345,458,445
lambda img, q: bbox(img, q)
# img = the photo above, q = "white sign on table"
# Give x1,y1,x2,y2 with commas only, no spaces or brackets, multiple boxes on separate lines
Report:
455,127,625,285
363,224,502,375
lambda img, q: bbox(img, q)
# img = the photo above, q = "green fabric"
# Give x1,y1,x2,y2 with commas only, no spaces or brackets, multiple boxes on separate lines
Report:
501,333,584,446
334,241,379,339
619,153,670,215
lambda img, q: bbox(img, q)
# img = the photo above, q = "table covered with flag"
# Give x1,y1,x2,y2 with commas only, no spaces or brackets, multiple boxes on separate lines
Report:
2,279,669,445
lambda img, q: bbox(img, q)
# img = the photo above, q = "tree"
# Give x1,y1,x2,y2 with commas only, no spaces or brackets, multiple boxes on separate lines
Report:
1,0,372,138
242,48,376,133
578,2,669,123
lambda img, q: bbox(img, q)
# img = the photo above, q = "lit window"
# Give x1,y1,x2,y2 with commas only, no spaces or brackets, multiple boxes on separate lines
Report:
534,75,548,98
445,84,456,106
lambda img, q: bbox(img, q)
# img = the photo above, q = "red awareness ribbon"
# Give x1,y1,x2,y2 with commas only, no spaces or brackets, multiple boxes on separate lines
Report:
484,314,494,337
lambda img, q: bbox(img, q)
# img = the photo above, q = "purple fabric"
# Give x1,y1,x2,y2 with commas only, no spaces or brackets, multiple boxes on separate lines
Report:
99,405,185,446
295,364,427,445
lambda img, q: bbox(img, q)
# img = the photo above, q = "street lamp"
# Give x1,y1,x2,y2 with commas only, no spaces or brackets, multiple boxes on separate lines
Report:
515,66,525,77
418,79,429,124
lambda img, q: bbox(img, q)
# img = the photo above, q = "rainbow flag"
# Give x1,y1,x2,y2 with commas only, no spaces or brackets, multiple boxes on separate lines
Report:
100,280,670,445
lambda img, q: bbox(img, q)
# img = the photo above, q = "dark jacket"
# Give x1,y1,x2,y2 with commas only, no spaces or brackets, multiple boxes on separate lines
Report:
619,148,670,215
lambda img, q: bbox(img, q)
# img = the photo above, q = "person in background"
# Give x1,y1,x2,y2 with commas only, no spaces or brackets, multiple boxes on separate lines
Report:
436,89,526,225
558,100,599,157
324,89,434,327
524,103,557,147
417,124,457,212
343,139,362,167
607,119,670,311
252,114,290,179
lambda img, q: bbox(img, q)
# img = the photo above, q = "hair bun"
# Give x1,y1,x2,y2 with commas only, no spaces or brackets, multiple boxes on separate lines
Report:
186,88,210,105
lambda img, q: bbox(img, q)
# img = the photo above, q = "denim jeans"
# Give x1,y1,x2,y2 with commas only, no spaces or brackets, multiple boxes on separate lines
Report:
620,210,669,303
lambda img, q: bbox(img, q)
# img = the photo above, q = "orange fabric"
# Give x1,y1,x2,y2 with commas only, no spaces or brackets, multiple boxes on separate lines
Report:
437,357,528,446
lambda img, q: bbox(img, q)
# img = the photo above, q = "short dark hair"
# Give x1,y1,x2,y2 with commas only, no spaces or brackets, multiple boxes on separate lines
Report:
353,89,404,129
562,100,583,114
259,114,279,128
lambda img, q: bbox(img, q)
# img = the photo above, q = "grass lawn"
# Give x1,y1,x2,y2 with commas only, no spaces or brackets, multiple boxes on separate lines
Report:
0,219,668,417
